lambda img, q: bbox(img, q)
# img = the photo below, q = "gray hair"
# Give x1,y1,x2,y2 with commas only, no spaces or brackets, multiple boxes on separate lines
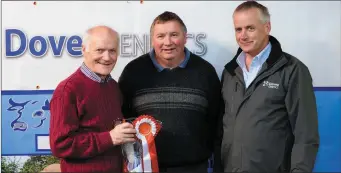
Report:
234,1,271,23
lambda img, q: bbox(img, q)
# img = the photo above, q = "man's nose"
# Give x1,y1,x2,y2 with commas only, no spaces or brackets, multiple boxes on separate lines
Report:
102,50,111,60
164,36,172,45
240,30,248,40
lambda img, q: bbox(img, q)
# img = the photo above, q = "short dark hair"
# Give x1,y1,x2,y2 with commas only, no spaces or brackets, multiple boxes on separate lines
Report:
234,1,270,23
150,11,187,35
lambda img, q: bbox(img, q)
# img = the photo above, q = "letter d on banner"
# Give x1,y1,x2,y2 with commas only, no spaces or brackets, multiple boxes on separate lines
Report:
6,29,27,57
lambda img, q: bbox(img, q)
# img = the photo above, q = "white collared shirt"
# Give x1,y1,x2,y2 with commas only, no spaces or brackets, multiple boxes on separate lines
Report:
236,43,272,88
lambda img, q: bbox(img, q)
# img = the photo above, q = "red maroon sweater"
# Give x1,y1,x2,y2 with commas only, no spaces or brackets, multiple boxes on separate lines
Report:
50,68,123,172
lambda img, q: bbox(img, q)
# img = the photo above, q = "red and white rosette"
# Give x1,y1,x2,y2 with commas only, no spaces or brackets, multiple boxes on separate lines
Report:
132,115,162,172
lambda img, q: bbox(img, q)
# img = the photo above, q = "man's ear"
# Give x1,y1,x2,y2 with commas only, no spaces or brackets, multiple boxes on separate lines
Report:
82,45,87,54
265,21,271,34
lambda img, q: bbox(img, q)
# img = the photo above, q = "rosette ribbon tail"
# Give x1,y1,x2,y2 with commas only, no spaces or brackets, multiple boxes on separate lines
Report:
133,115,162,172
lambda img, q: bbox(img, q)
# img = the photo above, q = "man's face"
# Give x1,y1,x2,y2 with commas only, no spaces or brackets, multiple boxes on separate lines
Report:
233,8,271,56
152,20,187,61
82,30,118,78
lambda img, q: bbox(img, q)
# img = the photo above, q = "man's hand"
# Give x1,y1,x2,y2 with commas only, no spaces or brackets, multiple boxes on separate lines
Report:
110,122,136,146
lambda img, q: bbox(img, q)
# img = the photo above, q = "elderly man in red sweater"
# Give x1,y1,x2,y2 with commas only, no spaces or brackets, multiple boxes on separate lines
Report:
49,25,136,172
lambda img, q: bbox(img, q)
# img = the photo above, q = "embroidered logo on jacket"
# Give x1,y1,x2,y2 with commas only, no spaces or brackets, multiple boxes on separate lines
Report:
263,81,279,89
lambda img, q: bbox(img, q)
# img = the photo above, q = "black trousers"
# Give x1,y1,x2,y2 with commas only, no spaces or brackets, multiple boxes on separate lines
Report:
159,160,208,173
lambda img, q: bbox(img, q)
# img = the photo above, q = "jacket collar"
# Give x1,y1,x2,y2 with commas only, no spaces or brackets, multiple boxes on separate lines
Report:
225,35,283,76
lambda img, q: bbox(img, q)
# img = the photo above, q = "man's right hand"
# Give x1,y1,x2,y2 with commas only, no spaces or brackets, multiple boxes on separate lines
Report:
109,122,136,146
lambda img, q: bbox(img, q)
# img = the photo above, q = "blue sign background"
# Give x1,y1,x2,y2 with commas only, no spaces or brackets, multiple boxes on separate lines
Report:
1,88,341,172
2,90,53,155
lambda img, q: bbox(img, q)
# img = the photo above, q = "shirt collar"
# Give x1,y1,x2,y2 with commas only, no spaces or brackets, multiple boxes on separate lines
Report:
236,42,272,70
80,62,113,83
149,47,191,72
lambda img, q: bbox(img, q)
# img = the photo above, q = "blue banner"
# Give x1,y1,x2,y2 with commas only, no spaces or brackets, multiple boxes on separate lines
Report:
1,89,341,172
2,90,53,155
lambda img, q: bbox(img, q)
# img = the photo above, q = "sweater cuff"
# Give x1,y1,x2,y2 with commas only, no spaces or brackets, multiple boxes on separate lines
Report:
97,131,113,152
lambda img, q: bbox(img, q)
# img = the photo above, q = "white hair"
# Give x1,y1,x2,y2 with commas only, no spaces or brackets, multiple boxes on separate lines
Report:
82,30,92,52
82,25,120,53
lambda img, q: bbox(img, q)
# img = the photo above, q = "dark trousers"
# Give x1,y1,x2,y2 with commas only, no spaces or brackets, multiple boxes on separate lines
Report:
159,160,208,173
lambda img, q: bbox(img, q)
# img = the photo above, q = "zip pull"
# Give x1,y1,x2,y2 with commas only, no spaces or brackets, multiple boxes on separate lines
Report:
235,82,238,92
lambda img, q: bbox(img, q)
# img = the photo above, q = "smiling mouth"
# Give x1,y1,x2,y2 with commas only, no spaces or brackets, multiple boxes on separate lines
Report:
241,41,253,45
96,61,112,66
163,48,175,52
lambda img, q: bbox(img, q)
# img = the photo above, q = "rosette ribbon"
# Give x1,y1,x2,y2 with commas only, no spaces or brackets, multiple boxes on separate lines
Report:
122,115,162,172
